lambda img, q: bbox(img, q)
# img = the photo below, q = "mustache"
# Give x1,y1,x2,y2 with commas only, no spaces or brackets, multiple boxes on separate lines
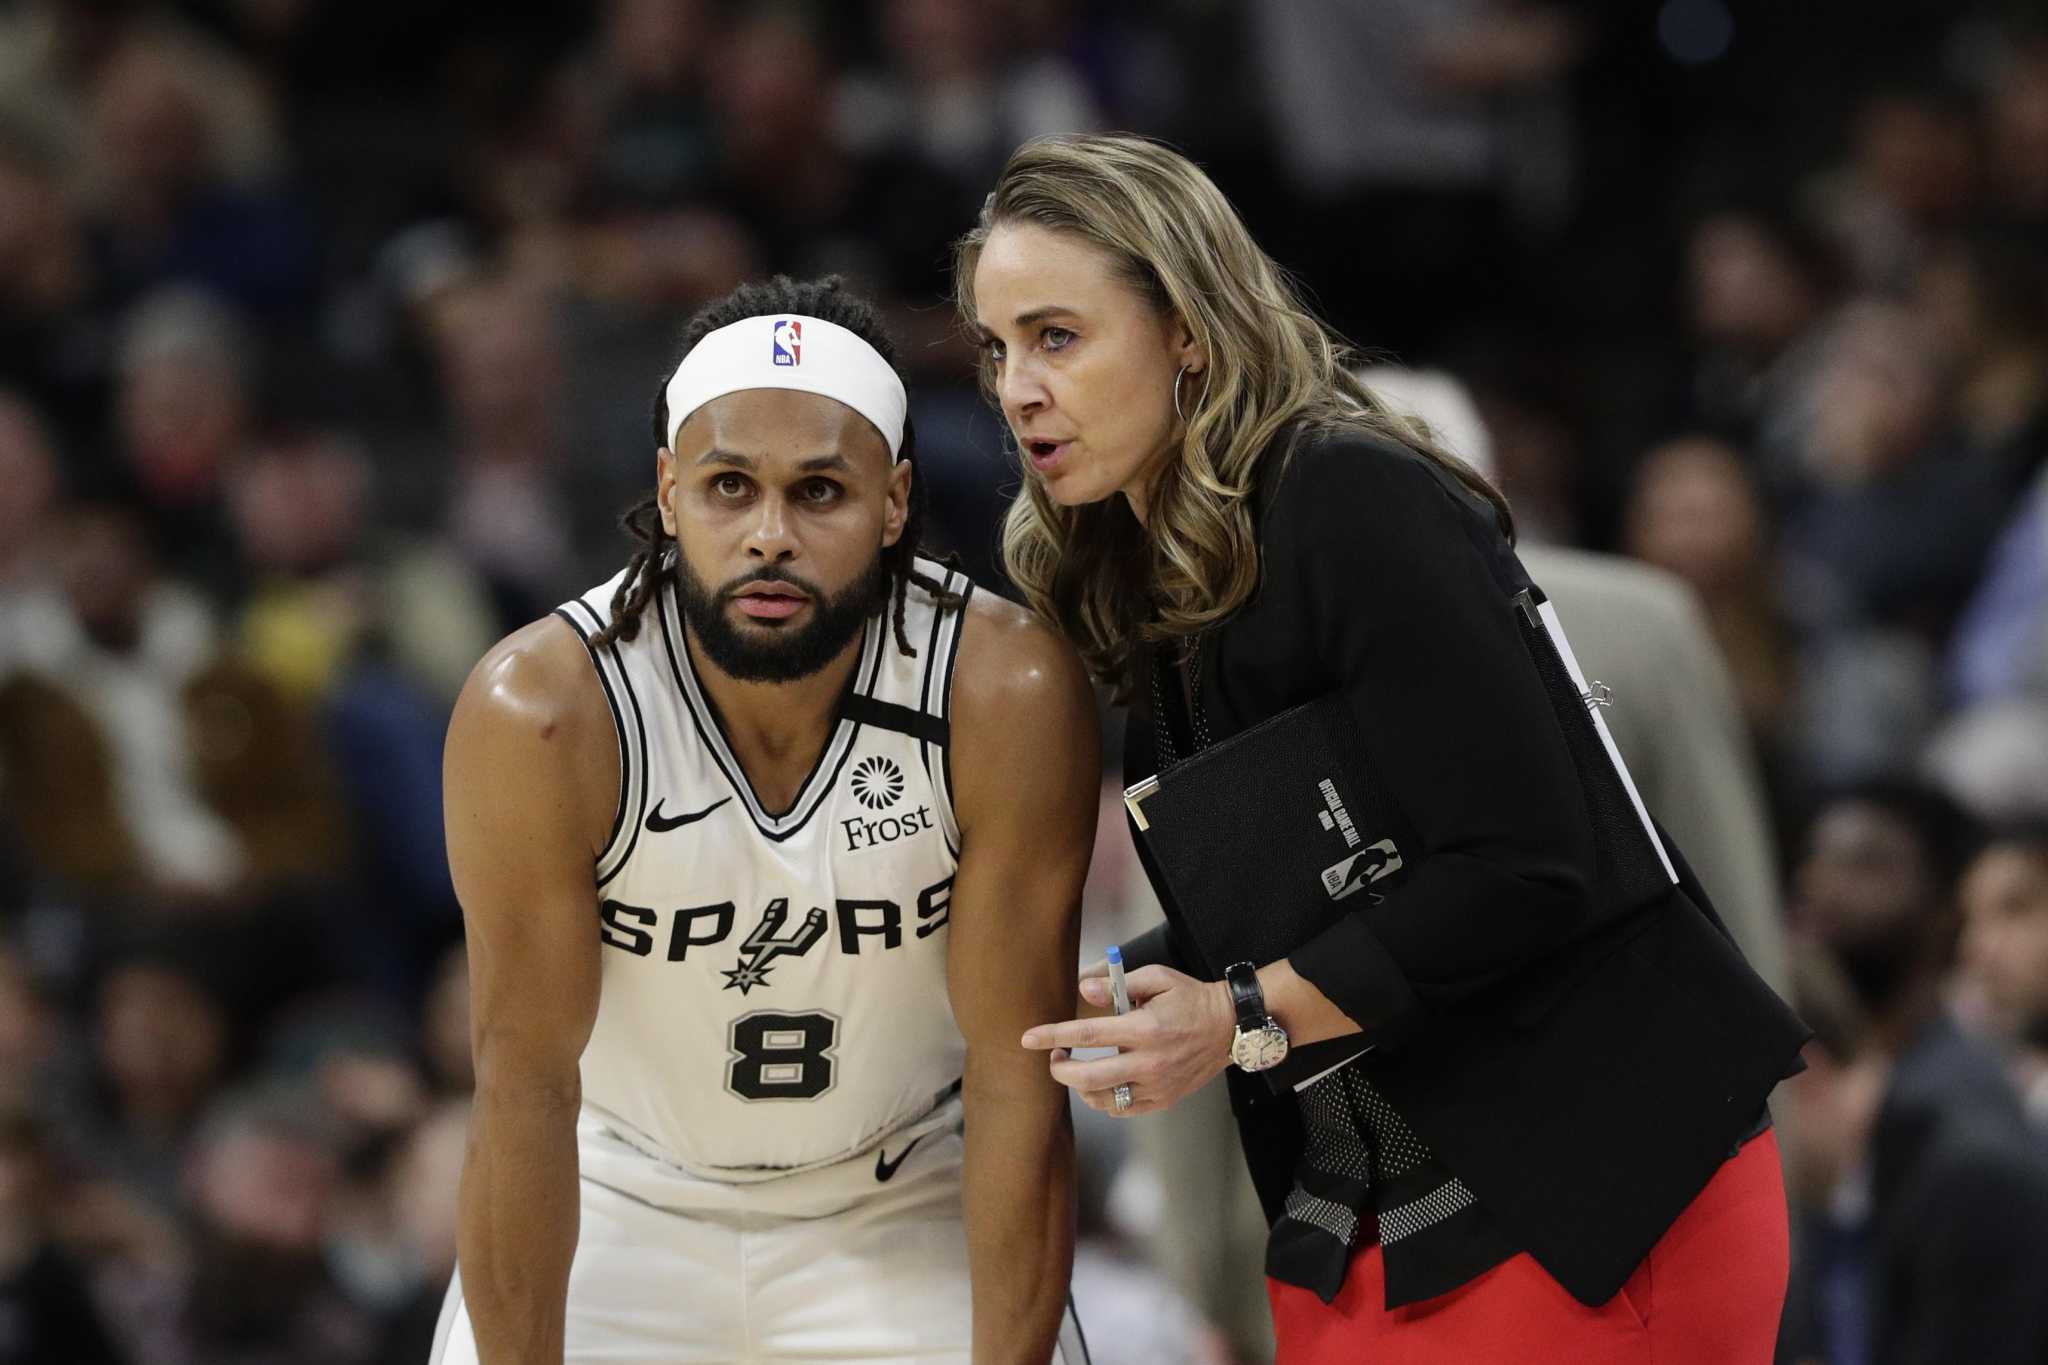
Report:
713,566,826,600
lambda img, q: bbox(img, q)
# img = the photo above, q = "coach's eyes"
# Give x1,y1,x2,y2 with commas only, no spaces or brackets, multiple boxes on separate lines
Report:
1041,326,1075,352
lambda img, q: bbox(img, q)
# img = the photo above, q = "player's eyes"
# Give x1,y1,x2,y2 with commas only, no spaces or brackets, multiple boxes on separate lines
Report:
712,473,751,498
799,479,843,505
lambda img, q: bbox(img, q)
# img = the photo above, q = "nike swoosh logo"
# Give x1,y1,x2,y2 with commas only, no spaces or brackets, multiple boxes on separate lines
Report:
644,797,732,833
874,1133,926,1183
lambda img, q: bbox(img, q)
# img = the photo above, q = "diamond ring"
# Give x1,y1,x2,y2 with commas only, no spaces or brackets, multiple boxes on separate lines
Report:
1112,1084,1133,1114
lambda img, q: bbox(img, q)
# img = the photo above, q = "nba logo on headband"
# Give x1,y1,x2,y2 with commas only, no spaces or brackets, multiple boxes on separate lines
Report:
665,311,905,459
771,318,801,367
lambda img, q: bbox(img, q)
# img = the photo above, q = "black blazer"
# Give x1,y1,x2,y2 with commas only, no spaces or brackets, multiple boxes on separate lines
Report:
1121,425,1809,1307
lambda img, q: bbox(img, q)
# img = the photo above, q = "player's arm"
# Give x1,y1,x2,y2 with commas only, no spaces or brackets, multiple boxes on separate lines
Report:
946,599,1100,1365
444,618,616,1365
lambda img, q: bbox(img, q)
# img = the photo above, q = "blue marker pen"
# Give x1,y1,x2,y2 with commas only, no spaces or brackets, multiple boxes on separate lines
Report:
1105,944,1133,1017
1107,946,1135,1114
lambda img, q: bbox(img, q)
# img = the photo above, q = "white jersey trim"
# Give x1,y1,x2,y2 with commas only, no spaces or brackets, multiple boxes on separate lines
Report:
552,599,649,887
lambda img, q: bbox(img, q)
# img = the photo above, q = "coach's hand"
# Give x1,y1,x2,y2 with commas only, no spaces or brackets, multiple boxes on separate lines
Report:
1021,965,1235,1116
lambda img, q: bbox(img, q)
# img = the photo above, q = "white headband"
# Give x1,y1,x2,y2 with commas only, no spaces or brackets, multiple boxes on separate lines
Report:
663,314,908,461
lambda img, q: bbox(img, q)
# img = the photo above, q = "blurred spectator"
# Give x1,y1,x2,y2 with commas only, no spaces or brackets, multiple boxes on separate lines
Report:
1776,301,2011,781
1249,0,1582,356
111,287,255,603
1913,232,2048,487
1808,89,1979,293
844,0,1101,188
1624,436,1796,753
567,0,721,213
1786,300,2008,639
183,654,351,898
0,116,102,436
1981,37,2048,231
430,278,581,625
263,998,429,1157
1782,782,2048,1365
0,393,61,599
57,942,230,1218
77,41,313,323
0,497,242,900
837,0,1101,378
361,1099,469,1361
1792,779,1983,1039
1946,464,2048,709
146,1086,375,1365
701,10,849,274
0,0,283,191
224,432,478,998
1923,698,2048,821
1682,208,1838,469
228,431,497,706
0,1103,125,1364
0,947,54,1111
1959,823,2048,1130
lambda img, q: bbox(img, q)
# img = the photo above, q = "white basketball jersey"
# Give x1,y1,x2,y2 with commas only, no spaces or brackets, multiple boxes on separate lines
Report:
553,559,973,1179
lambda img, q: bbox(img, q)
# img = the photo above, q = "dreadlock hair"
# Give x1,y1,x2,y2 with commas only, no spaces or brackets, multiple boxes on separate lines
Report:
592,275,960,654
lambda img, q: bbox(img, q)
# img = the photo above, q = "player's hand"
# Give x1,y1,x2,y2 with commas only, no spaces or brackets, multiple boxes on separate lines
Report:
1020,965,1235,1116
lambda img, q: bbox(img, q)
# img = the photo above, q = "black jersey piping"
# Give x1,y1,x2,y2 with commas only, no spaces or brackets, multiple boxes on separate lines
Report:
939,577,974,850
912,564,952,795
840,693,948,745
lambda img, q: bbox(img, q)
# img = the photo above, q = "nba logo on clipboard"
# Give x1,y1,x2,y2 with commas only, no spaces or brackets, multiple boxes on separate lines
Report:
1322,839,1403,901
771,318,802,366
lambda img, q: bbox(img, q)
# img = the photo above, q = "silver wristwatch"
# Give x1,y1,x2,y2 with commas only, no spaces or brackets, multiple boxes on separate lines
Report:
1225,961,1290,1072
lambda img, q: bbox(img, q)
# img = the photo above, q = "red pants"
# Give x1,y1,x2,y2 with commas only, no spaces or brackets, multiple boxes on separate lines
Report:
1269,1130,1788,1364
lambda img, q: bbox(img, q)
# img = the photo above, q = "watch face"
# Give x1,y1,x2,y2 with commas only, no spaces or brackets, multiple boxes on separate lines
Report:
1231,1021,1290,1072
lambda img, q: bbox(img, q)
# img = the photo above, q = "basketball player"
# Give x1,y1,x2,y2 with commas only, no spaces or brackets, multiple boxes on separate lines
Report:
430,278,1099,1364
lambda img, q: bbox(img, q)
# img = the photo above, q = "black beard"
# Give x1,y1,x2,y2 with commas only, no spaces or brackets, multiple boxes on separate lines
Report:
675,554,886,684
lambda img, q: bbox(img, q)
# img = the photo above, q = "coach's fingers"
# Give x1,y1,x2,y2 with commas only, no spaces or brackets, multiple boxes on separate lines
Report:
1048,1051,1138,1091
1082,1087,1156,1117
1123,964,1190,1003
1079,957,1110,981
1021,1015,1140,1051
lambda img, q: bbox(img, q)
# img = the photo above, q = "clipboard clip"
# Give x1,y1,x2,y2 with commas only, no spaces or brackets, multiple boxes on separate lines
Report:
1582,680,1615,710
1123,775,1161,831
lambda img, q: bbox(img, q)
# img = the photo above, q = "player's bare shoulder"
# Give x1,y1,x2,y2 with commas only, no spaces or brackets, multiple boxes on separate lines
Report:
949,593,1094,734
447,615,621,864
946,592,1099,834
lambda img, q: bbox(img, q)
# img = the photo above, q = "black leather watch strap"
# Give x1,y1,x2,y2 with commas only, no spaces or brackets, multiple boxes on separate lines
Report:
1224,961,1265,1029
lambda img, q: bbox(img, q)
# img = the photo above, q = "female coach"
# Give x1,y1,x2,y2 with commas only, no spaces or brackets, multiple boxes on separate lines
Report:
960,134,1810,1362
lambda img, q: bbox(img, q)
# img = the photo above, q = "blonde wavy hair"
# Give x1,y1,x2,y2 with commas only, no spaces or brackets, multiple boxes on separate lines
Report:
953,134,1511,697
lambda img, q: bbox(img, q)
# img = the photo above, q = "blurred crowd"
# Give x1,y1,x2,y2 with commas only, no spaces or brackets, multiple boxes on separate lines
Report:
5,1,2048,1362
